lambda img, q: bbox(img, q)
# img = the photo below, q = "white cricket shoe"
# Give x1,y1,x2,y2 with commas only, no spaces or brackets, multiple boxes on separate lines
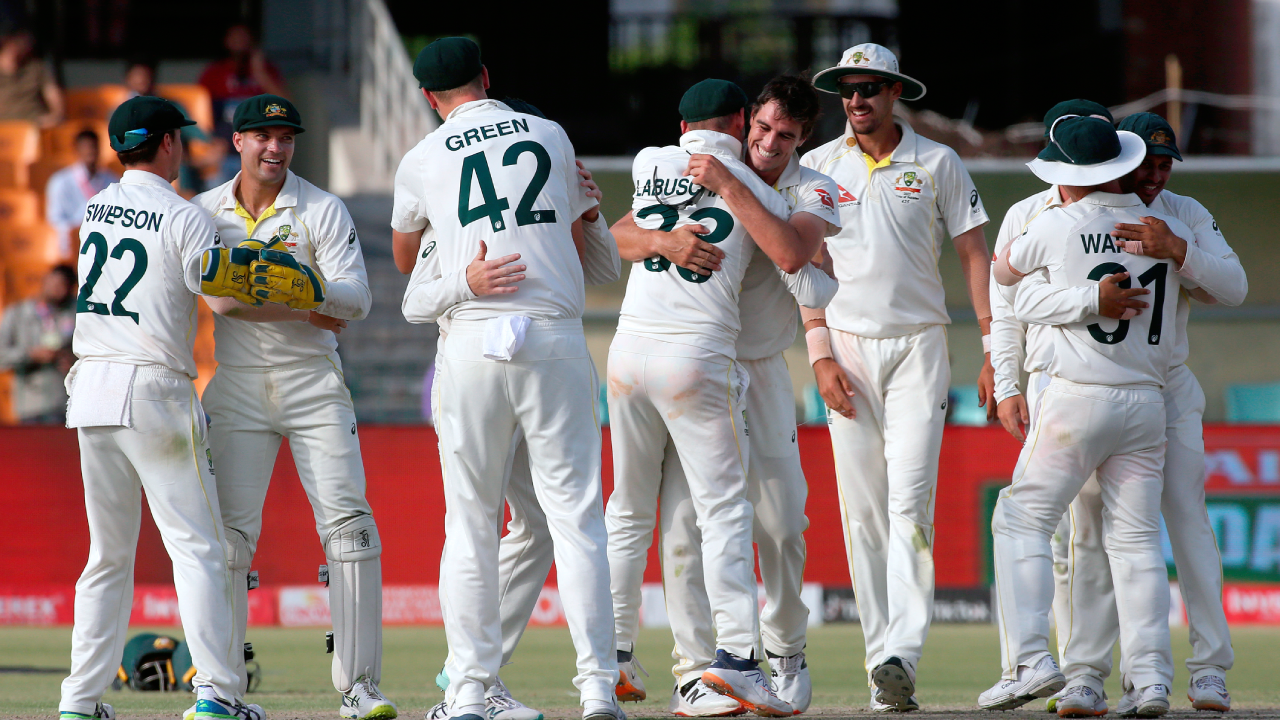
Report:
486,678,544,720
1188,674,1231,712
616,651,648,702
978,655,1066,711
1055,684,1108,718
701,650,794,717
445,702,486,720
427,701,450,720
583,698,627,720
191,686,265,720
59,703,115,719
341,677,398,719
871,656,916,710
1046,687,1065,713
670,679,746,717
870,690,919,713
1116,684,1170,718
768,651,811,714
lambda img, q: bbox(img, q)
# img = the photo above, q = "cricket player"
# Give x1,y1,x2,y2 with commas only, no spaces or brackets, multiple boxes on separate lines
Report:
983,116,1193,715
390,38,620,720
1015,113,1246,716
400,98,621,720
59,96,263,720
608,75,839,716
800,43,993,710
189,95,395,720
605,78,819,718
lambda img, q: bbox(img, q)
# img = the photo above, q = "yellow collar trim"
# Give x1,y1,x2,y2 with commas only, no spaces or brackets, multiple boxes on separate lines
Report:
234,201,278,238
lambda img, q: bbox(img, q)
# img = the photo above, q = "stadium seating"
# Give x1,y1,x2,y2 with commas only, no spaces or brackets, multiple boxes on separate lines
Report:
0,121,40,189
0,223,59,304
41,120,113,165
156,84,214,132
64,85,131,122
0,189,39,226
1225,382,1280,423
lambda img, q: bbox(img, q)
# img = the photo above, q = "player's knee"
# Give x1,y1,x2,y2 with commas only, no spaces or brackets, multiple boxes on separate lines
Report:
325,515,381,563
224,530,255,572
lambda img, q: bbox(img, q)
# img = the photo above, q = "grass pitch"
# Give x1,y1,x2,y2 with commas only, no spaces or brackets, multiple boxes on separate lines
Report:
6,624,1280,718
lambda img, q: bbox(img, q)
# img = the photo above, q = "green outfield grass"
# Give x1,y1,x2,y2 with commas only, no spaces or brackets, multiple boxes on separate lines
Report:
6,624,1280,718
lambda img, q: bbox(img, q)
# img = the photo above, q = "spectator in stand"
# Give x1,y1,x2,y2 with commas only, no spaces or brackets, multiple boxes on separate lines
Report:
199,24,285,182
0,264,77,424
0,26,64,127
45,129,117,257
124,57,224,198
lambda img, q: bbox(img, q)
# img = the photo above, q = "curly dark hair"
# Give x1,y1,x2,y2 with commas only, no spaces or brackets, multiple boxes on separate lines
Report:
752,74,822,140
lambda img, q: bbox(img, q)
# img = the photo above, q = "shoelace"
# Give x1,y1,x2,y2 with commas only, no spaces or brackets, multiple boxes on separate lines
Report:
1194,676,1227,693
488,694,523,711
771,654,804,676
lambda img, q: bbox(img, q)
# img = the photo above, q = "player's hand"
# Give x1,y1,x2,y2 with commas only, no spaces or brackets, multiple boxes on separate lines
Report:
1097,271,1150,319
658,224,723,276
576,160,601,223
997,394,1030,443
1113,216,1188,265
467,241,526,296
977,358,997,421
814,357,856,419
307,311,347,334
684,153,740,196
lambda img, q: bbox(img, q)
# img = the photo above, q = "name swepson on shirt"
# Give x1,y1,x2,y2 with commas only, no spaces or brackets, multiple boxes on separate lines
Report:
83,203,164,231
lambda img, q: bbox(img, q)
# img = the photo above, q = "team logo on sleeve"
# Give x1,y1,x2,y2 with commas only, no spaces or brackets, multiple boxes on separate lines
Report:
421,240,436,258
814,188,835,210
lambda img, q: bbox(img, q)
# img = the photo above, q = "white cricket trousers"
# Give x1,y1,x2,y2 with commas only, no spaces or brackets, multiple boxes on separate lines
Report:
436,319,615,708
826,325,949,675
660,352,811,685
992,377,1174,690
605,335,759,659
202,353,380,694
1052,363,1232,689
60,367,240,715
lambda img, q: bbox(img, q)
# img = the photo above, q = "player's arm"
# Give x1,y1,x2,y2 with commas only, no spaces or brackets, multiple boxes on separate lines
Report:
391,145,431,274
685,154,813,272
306,200,372,321
1013,268,1149,323
574,161,621,285
1149,206,1246,306
612,211,721,275
402,240,527,324
775,211,838,308
393,228,425,275
952,224,996,417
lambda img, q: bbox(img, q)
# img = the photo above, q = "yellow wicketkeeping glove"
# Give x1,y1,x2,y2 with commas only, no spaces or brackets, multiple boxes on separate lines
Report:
248,247,327,310
199,244,261,306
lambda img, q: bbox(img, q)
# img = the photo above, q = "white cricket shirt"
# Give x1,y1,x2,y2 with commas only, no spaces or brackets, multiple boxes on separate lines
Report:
194,170,371,368
801,118,989,338
736,154,842,361
615,130,790,359
1006,191,1196,387
391,99,596,323
73,170,221,377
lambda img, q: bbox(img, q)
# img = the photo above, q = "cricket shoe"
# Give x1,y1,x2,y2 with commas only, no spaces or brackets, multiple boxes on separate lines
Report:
1046,687,1066,713
870,691,919,713
60,703,115,719
583,698,627,720
616,650,648,702
1188,674,1231,712
341,677,398,719
670,679,746,717
1055,685,1107,717
427,701,449,720
486,678,544,720
977,655,1066,711
767,651,811,714
871,656,916,710
702,650,794,717
190,686,265,719
1116,684,1170,718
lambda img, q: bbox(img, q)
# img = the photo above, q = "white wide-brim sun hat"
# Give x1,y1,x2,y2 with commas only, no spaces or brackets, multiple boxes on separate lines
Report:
813,43,926,101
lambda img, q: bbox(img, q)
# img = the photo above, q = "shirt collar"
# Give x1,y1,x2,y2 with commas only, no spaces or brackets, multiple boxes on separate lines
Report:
679,130,743,160
121,169,179,196
1077,191,1144,208
219,170,299,210
841,117,917,164
445,98,506,122
773,153,802,190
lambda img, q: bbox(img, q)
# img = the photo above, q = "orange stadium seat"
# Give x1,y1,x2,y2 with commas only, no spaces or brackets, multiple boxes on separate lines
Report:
0,223,59,302
0,189,40,226
64,85,130,122
41,120,112,166
0,121,40,189
157,84,214,132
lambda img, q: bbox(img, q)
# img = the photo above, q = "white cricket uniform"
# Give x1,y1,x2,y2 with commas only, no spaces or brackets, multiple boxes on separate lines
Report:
392,98,614,708
799,119,988,674
992,191,1196,690
59,170,241,715
1033,190,1246,689
660,155,841,684
605,129,790,660
193,170,379,695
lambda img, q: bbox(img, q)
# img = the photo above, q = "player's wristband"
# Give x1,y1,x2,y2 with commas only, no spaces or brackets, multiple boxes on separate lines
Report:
982,334,991,354
806,326,833,366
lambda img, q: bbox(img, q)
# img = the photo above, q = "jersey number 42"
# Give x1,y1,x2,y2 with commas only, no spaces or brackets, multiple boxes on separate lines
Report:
458,141,557,232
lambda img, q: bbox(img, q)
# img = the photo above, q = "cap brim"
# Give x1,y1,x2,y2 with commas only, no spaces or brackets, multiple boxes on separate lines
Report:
813,66,927,101
1148,145,1183,161
1027,131,1147,186
235,120,306,134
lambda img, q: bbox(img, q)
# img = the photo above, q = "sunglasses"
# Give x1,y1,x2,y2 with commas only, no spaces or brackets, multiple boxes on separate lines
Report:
838,80,891,99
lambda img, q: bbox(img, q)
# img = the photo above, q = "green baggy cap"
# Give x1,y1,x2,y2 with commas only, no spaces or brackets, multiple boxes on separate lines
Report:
679,79,748,123
108,96,196,152
1117,112,1182,161
414,37,482,92
233,94,305,133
